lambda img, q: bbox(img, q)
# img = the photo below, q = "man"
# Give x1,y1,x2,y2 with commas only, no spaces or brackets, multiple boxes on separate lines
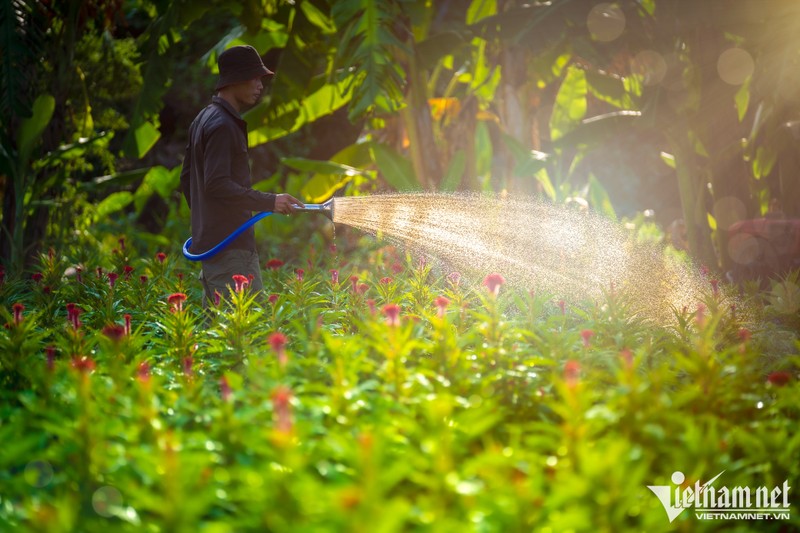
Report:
180,45,304,304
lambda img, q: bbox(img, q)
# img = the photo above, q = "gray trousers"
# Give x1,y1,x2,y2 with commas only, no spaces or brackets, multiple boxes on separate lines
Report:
199,248,264,305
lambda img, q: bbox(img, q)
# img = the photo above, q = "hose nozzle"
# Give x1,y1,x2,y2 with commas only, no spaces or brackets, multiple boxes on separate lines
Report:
294,198,334,221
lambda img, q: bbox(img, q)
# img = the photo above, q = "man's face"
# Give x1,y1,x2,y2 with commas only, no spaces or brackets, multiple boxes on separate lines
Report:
231,77,264,110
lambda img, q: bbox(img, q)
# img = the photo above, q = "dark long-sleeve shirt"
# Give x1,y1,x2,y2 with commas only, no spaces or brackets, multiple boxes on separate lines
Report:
180,96,276,255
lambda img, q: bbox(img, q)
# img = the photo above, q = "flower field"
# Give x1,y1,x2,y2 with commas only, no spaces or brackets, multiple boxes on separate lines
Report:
1,229,799,533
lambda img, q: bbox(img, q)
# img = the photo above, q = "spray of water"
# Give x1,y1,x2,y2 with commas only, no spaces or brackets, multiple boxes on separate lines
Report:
333,192,714,323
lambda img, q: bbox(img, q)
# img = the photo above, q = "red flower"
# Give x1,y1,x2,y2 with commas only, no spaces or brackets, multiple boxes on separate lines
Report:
330,270,339,284
123,265,134,280
182,356,193,377
483,272,505,297
329,244,337,254
295,269,305,282
168,293,187,312
266,259,284,270
391,262,404,274
107,272,119,288
96,267,103,278
349,275,360,292
434,296,450,318
564,360,581,388
75,266,83,284
156,252,167,264
124,314,132,336
0,268,5,285
738,328,752,343
232,274,249,293
357,283,369,295
43,286,52,295
271,385,293,434
580,329,595,348
383,303,401,327
268,294,279,304
140,275,148,284
558,300,566,315
767,372,791,387
269,332,289,368
118,237,126,251
71,356,95,374
214,290,221,307
66,303,83,330
137,361,150,383
46,345,56,372
31,272,43,284
619,348,634,369
379,277,392,285
220,376,232,402
12,303,24,326
366,299,376,315
102,324,126,342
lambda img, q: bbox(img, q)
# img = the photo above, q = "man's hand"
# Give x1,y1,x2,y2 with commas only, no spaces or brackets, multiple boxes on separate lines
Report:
274,193,305,215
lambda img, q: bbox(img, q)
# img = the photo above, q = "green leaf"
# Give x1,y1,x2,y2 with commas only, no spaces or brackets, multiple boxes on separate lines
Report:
660,151,676,169
17,94,55,169
440,150,466,192
587,174,616,220
466,0,497,25
501,134,550,177
301,174,353,203
552,110,641,148
95,191,134,221
735,79,750,122
281,158,365,177
134,165,180,212
126,121,161,159
300,1,335,34
752,146,777,179
247,76,355,146
534,168,556,200
586,70,636,109
549,66,587,141
371,143,421,191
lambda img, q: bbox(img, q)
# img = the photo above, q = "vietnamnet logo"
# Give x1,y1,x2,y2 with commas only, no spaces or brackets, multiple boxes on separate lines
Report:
647,471,791,522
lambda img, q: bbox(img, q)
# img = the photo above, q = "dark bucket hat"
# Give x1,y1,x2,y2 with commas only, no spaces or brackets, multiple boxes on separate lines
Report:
215,45,274,91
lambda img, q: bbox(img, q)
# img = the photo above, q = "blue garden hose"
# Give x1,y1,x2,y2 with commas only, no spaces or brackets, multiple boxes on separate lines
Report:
182,199,334,261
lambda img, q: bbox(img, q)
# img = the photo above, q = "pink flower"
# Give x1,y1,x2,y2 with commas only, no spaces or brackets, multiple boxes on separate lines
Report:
379,277,392,285
214,290,221,307
107,272,119,288
232,274,249,293
383,303,401,327
447,272,461,288
168,293,187,312
580,329,595,348
710,279,719,298
695,303,706,328
357,283,369,295
767,372,791,387
156,252,167,264
434,296,450,318
483,272,505,297
558,300,566,315
268,294,279,305
564,360,581,388
295,269,305,282
124,314,132,336
12,303,24,326
391,263,403,274
329,244,337,254
269,332,289,368
349,275,360,292
266,259,284,270
366,299,376,315
272,386,293,434
330,270,339,284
